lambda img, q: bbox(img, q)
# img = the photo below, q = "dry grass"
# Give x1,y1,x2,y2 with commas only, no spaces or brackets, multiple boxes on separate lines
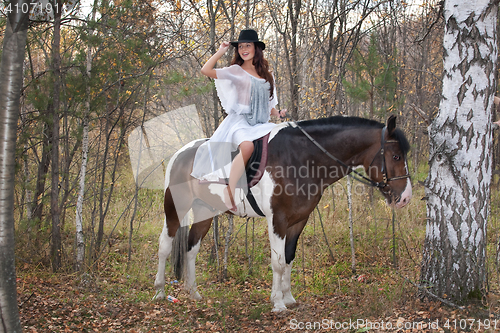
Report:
15,161,500,331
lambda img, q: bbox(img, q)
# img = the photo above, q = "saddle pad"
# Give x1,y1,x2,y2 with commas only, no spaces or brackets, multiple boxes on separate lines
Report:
246,132,270,188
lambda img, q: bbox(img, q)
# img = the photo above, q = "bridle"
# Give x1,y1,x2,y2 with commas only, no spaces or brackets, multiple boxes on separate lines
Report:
292,122,410,199
369,126,411,201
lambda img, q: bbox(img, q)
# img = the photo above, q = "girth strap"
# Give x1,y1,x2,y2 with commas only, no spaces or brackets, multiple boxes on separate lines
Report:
246,188,265,217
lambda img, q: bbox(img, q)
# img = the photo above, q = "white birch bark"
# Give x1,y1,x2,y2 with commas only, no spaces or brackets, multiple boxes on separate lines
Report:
75,0,98,271
75,119,88,271
421,0,497,301
0,3,30,331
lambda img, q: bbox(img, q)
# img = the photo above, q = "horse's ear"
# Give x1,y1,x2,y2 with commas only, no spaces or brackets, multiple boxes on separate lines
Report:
387,115,397,135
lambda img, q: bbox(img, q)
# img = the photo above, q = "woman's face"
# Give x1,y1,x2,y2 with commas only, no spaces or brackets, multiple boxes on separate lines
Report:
238,43,255,62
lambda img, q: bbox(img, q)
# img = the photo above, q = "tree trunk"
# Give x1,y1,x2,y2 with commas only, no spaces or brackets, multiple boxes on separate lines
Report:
0,3,30,332
208,0,221,133
75,118,88,271
288,0,301,120
51,2,62,272
75,0,99,272
347,176,356,273
223,215,233,280
32,120,52,224
420,0,497,302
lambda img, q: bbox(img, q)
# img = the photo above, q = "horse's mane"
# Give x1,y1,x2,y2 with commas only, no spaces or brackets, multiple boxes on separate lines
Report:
299,115,383,129
296,116,410,155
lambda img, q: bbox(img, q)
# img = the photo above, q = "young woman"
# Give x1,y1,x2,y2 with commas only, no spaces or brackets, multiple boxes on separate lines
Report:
191,29,287,210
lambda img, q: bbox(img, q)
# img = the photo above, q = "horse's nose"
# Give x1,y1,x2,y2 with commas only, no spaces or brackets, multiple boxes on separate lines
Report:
396,180,412,208
397,196,409,208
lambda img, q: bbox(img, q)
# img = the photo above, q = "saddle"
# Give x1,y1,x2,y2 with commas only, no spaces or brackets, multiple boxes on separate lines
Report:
198,133,270,188
246,132,270,188
197,133,270,216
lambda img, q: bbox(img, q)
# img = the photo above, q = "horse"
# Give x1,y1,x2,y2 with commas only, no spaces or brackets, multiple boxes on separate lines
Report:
152,115,412,312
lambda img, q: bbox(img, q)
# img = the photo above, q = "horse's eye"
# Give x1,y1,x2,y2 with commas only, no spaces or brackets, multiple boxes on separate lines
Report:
393,155,401,161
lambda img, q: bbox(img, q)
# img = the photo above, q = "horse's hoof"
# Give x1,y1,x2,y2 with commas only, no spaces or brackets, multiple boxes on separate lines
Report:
283,296,296,306
152,290,166,301
190,291,202,300
272,304,287,312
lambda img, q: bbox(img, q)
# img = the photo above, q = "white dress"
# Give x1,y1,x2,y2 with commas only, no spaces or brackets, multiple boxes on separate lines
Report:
191,64,278,181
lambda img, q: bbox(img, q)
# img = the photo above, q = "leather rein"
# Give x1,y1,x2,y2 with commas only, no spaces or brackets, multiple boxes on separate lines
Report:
291,122,410,194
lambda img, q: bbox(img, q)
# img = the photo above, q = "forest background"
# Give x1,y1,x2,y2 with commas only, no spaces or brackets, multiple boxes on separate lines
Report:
2,0,500,331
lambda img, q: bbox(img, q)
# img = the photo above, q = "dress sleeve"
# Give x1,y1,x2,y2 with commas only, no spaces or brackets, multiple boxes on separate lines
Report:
214,65,251,115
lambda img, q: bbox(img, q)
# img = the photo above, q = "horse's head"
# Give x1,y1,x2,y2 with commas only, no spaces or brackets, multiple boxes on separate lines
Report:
365,115,412,208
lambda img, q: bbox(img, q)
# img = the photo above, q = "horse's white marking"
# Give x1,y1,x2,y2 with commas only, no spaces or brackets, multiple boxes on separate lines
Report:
268,122,291,142
153,220,174,301
282,260,296,306
253,167,293,311
204,171,275,217
185,240,202,300
234,171,274,217
206,183,239,214
164,139,205,189
396,174,412,208
267,215,287,312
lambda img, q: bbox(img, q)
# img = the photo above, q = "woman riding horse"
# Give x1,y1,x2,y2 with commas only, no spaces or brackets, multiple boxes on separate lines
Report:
191,29,287,211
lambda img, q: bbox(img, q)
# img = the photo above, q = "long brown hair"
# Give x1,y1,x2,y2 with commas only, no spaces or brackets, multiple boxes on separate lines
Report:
231,44,274,99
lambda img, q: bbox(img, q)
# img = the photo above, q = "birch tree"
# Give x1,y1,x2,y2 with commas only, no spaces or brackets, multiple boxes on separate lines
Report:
420,0,497,302
75,0,99,272
0,0,30,331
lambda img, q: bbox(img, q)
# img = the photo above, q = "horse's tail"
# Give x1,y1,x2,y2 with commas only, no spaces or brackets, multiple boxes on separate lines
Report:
171,212,190,281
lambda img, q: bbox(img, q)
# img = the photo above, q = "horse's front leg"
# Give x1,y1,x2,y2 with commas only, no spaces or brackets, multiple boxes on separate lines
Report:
282,261,295,306
282,218,308,306
267,215,287,312
184,215,213,300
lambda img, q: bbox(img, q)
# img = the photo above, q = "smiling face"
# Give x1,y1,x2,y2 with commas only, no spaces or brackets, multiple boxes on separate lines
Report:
238,43,255,62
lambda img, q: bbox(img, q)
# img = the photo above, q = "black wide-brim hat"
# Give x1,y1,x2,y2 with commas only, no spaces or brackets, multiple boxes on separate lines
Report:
231,29,265,50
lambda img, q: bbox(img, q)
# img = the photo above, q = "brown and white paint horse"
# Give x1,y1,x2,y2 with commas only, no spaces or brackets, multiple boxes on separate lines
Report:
153,115,412,312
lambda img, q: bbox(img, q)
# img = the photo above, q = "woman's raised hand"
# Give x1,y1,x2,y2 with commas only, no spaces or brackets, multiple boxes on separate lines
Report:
218,42,231,54
202,42,231,79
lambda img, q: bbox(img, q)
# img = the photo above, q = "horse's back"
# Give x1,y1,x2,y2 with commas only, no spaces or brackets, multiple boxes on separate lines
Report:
164,139,207,190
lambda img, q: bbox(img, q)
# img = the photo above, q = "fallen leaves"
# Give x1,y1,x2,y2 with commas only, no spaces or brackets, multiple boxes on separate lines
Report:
17,272,498,332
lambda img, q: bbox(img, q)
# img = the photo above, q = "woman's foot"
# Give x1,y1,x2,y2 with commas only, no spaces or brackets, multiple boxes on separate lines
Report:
223,186,237,211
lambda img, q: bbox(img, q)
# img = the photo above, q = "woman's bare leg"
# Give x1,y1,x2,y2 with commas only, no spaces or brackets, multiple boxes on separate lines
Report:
224,141,254,209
